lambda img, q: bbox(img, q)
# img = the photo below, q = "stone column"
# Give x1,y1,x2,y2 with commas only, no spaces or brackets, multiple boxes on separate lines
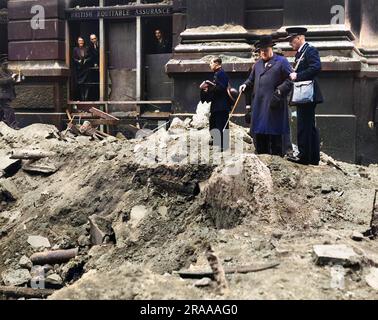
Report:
8,0,66,62
172,0,186,48
186,0,245,28
359,0,378,48
345,0,361,40
7,0,68,119
283,0,345,26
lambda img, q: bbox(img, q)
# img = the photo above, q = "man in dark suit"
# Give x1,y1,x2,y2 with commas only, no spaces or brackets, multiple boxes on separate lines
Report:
240,35,293,156
88,34,100,100
286,27,324,165
153,29,171,54
0,55,18,129
200,57,232,151
88,34,99,67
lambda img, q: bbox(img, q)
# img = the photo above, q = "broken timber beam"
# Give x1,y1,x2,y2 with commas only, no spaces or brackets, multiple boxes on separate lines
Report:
30,248,78,265
10,150,56,160
177,263,281,279
89,107,120,121
0,286,55,299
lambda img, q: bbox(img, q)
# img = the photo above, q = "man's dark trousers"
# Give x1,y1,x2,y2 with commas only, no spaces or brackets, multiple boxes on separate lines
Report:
297,103,320,165
0,99,16,128
210,111,229,152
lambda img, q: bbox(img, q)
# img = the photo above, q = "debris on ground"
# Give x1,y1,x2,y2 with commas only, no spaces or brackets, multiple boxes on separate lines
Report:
313,245,361,267
0,108,378,300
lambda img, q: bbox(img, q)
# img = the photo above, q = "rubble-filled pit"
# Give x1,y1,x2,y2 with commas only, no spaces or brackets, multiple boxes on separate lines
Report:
0,107,378,300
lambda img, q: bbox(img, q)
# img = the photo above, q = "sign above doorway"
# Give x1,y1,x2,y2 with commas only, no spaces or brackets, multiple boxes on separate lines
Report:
66,4,173,21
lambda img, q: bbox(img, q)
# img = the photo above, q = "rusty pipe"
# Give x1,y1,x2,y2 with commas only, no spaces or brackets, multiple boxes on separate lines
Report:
30,248,79,266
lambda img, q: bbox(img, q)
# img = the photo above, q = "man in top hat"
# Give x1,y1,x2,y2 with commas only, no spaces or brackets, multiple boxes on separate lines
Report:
286,27,323,165
0,55,19,129
239,35,293,156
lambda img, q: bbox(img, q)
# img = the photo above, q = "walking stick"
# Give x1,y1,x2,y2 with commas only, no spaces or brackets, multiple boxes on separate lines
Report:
223,91,244,132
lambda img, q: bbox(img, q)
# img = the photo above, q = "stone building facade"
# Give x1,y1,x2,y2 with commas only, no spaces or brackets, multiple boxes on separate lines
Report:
1,0,378,164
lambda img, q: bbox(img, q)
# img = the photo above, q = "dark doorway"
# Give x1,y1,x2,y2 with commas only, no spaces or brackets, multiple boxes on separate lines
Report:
142,17,173,102
69,21,100,101
106,20,137,113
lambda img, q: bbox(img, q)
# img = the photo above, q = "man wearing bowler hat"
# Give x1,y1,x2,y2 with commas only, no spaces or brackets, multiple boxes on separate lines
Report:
0,55,18,129
286,27,323,165
240,35,293,156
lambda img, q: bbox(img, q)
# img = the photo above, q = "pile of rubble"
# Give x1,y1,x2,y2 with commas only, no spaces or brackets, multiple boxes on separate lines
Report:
0,107,378,300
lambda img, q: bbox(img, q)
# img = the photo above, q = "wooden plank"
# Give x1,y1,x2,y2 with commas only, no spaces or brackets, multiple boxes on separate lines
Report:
89,107,120,121
140,112,171,119
10,150,56,160
0,286,55,299
176,263,281,279
90,119,119,126
67,101,171,105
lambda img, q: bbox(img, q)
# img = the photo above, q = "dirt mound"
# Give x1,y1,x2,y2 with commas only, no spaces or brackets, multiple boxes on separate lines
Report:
198,154,273,229
49,263,205,300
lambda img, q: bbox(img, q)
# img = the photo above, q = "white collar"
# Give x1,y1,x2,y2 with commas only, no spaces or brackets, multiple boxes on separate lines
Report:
298,42,307,53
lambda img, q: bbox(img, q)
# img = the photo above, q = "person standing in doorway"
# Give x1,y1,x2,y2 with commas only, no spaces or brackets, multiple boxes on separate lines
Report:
153,29,171,54
88,34,100,100
285,27,323,165
73,37,91,101
88,34,99,68
240,35,293,156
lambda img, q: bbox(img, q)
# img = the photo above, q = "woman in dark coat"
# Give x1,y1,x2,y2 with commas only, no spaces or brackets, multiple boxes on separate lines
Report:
240,35,293,156
73,37,91,101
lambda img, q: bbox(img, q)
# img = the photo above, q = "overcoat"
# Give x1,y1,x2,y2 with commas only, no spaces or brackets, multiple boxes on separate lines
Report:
295,43,323,104
73,47,91,85
244,54,293,135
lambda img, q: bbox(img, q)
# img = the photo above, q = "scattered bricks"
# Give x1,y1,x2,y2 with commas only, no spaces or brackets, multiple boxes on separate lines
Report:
88,215,114,246
1,269,31,287
60,257,86,283
18,255,33,270
45,274,63,288
0,179,20,202
194,277,212,288
272,231,284,240
27,235,51,249
351,231,365,242
313,244,361,267
77,235,91,248
366,268,378,291
104,151,117,161
0,156,21,178
321,185,333,194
